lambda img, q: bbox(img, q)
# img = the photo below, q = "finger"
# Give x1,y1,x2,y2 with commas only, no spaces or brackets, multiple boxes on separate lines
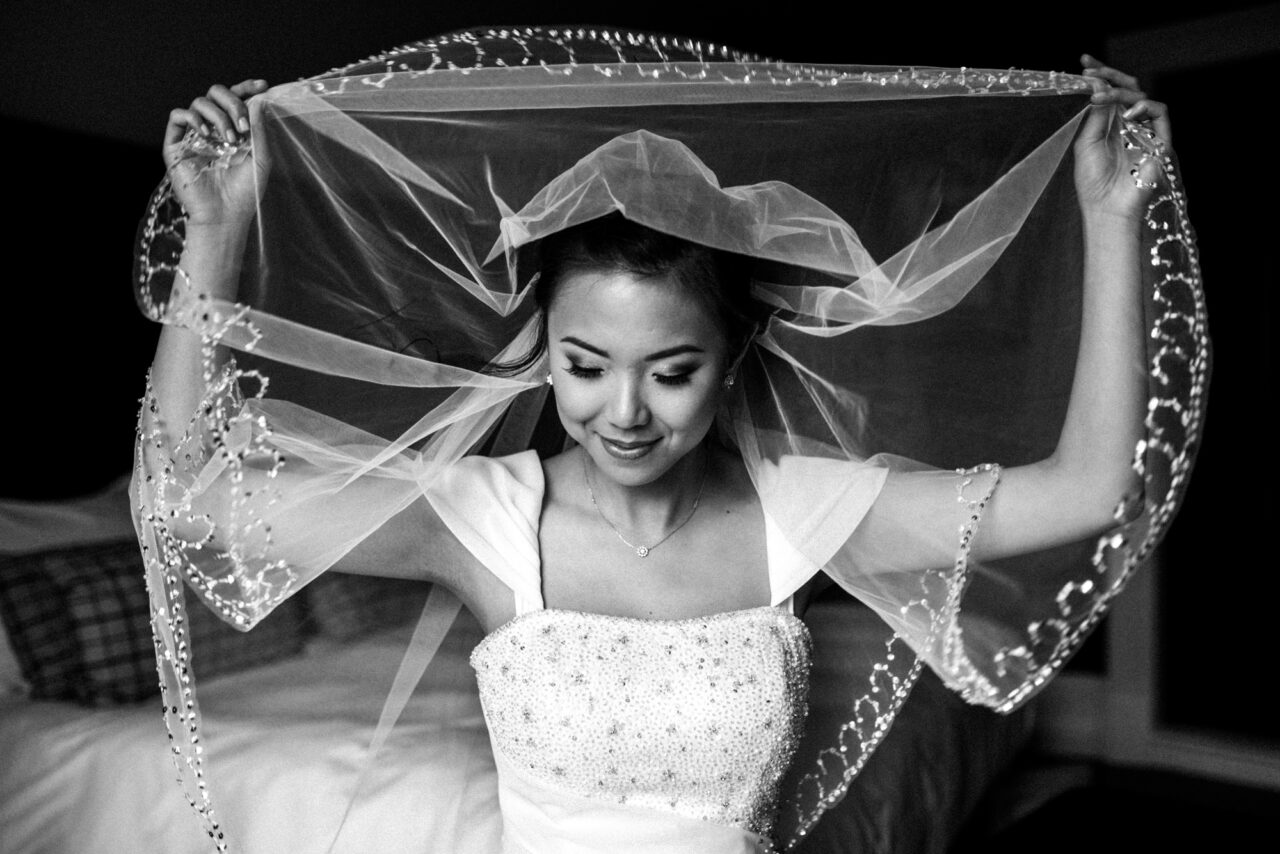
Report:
228,78,269,97
1080,65,1141,92
1133,153,1162,191
1122,98,1165,121
1154,111,1172,148
1085,53,1126,87
1091,86,1147,106
228,80,269,139
1085,73,1110,96
1123,99,1172,147
190,95,238,142
207,84,262,137
1082,62,1142,94
164,108,207,149
207,83,255,136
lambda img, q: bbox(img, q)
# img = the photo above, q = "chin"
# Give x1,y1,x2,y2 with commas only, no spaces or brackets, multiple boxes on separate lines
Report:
590,445,671,484
578,435,686,486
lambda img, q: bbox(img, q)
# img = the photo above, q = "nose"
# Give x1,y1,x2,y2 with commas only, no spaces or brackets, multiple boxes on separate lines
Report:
607,374,650,430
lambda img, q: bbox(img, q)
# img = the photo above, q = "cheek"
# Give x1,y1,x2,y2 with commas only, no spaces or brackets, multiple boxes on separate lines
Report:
654,385,722,435
552,383,602,433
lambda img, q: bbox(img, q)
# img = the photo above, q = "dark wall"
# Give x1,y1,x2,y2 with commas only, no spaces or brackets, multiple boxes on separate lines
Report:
1122,43,1279,747
3,1,1270,145
7,1,1257,499
1,118,157,498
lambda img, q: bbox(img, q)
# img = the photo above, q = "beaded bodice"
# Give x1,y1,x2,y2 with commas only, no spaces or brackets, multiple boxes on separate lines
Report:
471,606,811,838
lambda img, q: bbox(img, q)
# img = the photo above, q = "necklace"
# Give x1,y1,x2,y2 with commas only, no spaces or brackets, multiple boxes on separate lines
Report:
583,451,708,558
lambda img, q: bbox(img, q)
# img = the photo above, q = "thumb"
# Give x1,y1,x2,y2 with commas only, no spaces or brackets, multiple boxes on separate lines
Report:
1132,153,1162,192
247,97,271,179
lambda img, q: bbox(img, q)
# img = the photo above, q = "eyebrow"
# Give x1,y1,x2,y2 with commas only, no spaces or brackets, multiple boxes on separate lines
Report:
559,336,705,362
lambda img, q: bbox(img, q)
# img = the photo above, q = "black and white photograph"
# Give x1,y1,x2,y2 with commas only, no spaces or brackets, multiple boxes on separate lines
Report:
1,3,1276,852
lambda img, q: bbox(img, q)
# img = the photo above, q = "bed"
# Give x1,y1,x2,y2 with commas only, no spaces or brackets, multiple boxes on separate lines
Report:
0,477,1031,854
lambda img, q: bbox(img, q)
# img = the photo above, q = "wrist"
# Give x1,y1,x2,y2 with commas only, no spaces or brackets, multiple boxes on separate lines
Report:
175,223,252,304
1080,206,1142,235
184,218,254,244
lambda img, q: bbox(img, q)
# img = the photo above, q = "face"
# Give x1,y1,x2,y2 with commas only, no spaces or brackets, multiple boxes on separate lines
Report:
546,269,730,488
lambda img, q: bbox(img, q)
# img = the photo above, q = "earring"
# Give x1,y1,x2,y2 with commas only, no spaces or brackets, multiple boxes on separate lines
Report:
722,373,735,390
546,373,554,386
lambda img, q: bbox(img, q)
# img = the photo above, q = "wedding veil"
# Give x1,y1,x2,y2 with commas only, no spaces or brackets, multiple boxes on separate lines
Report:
131,26,1207,852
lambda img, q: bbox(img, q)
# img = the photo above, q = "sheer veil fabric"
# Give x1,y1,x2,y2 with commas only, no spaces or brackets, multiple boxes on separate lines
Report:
132,26,1207,852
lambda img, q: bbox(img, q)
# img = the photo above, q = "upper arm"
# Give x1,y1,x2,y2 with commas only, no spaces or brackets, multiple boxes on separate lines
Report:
150,443,519,629
137,362,532,630
850,457,1127,575
326,490,463,584
328,490,517,630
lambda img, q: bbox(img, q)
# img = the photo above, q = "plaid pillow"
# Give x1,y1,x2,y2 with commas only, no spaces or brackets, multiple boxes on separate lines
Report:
186,586,308,680
59,543,157,704
0,547,89,702
303,573,430,641
0,541,307,706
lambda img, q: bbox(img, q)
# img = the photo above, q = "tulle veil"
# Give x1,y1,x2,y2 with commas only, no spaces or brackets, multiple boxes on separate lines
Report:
131,26,1207,852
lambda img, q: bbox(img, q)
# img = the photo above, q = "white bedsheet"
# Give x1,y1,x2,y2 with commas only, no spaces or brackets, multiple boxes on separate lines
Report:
0,617,502,854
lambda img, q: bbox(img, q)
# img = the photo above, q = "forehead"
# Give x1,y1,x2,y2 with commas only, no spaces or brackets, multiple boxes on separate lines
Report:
546,270,726,352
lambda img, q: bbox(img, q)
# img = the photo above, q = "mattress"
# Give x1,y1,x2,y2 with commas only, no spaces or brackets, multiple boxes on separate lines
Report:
0,616,501,854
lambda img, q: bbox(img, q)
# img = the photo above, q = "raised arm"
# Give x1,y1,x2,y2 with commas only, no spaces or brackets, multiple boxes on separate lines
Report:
150,80,265,444
851,60,1171,567
141,82,502,619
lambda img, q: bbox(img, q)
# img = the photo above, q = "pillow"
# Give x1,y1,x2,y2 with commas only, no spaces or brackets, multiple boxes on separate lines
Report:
0,623,29,700
0,475,135,554
0,548,83,701
302,573,431,641
0,541,307,706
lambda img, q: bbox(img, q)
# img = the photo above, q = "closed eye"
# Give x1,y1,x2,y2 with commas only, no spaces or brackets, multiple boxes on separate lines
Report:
654,371,693,386
566,363,602,379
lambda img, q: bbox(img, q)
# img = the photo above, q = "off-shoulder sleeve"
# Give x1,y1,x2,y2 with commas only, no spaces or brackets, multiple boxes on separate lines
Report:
759,455,888,606
758,456,1042,711
423,452,545,614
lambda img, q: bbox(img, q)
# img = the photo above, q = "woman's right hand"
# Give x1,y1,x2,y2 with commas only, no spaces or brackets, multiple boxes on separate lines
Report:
163,79,270,228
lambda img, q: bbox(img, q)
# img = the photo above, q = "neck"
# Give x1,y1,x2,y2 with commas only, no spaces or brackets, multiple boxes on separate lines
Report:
583,444,709,535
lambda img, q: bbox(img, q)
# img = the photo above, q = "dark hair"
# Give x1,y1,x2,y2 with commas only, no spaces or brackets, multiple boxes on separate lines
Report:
489,213,758,377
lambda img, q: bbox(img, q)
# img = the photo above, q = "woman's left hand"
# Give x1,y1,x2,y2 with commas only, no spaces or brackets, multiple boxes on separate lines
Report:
1073,54,1172,220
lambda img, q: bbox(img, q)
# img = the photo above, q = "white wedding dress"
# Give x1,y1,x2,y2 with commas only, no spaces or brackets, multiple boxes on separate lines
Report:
440,452,852,852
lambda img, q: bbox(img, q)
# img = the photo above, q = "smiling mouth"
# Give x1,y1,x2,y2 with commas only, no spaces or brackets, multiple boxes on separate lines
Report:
599,436,659,460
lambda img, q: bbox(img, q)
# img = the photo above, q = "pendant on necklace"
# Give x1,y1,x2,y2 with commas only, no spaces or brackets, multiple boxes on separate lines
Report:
635,546,650,558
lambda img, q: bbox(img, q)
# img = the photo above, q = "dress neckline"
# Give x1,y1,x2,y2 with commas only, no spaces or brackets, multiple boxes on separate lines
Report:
473,604,808,658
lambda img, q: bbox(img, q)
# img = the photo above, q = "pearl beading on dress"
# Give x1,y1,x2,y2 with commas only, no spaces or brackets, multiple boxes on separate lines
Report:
472,606,811,839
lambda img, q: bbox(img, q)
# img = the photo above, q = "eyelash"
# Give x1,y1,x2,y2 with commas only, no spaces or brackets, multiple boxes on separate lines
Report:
565,363,601,380
564,364,694,386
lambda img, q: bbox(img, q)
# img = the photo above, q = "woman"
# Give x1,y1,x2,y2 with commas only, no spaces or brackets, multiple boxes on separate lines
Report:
139,33,1192,853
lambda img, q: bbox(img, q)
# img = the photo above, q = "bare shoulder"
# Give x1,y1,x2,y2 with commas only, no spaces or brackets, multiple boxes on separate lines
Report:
541,445,591,512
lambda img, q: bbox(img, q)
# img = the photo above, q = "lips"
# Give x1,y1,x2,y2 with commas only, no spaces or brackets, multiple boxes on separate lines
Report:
599,435,659,460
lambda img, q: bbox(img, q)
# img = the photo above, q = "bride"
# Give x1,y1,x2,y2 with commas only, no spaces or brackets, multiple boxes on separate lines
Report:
138,31,1190,853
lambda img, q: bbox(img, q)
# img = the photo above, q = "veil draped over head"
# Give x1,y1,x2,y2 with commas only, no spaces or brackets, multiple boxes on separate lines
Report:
132,26,1206,853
